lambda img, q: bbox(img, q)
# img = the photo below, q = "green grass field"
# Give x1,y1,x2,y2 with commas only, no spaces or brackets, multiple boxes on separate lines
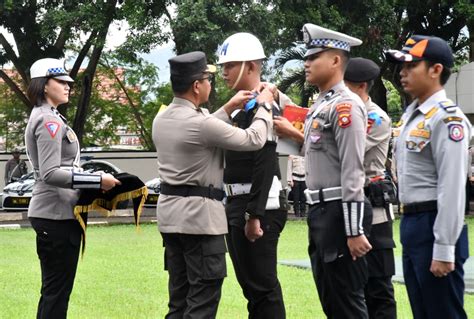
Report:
0,218,473,318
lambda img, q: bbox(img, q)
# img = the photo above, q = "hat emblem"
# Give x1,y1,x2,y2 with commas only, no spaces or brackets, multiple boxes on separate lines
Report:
219,42,229,56
408,39,428,58
303,29,310,43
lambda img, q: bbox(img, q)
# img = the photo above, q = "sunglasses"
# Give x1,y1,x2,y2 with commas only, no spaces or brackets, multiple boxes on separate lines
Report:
199,73,214,85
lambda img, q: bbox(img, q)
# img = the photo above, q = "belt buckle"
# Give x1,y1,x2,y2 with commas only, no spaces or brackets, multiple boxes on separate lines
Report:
400,204,404,214
224,184,232,197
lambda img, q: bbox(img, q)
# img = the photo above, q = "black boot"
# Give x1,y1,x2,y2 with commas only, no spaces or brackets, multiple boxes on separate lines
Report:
294,207,300,217
300,204,307,217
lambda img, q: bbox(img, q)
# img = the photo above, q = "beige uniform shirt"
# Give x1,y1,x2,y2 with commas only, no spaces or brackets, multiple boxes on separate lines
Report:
364,98,391,184
364,98,392,225
153,97,271,235
287,155,305,182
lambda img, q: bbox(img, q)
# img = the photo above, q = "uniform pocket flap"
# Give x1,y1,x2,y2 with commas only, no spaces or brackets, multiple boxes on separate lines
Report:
202,235,227,256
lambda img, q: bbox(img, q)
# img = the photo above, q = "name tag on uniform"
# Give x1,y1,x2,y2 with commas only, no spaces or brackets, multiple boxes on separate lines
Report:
66,129,77,143
409,129,430,139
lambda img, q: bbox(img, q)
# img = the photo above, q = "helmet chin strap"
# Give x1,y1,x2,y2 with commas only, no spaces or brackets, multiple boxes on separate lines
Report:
231,61,246,90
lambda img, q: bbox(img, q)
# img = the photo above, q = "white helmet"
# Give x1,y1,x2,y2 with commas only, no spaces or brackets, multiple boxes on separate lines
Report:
30,58,74,82
217,33,266,64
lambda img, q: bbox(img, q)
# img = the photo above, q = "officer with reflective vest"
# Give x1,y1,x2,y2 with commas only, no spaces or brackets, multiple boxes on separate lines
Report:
386,36,471,319
25,58,120,318
216,32,292,318
344,57,397,319
152,51,275,318
274,24,373,318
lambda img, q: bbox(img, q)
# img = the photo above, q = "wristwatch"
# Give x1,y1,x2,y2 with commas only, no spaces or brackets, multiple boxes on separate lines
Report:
244,212,258,221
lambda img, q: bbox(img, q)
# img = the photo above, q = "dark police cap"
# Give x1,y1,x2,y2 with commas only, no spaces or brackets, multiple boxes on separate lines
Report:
344,57,380,83
169,51,216,83
385,35,454,68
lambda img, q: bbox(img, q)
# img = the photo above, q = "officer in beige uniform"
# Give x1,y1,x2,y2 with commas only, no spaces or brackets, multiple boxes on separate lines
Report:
274,24,373,318
4,147,28,184
25,58,120,319
152,51,274,318
387,36,470,319
287,155,307,217
344,57,396,319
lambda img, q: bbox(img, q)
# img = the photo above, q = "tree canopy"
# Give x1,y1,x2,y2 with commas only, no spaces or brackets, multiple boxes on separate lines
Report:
1,0,474,150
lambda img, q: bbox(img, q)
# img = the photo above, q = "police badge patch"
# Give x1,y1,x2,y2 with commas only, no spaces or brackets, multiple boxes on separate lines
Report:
448,123,464,142
336,103,352,128
45,121,60,138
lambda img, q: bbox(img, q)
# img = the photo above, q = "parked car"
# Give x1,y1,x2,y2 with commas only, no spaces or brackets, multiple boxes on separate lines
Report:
1,160,123,211
144,177,161,207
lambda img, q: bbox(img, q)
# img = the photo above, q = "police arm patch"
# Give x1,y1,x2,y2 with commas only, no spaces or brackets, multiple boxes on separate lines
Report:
45,121,61,138
338,113,351,128
448,123,464,142
336,103,352,128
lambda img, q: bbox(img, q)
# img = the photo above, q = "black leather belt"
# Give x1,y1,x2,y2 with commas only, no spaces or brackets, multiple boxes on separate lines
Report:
292,173,305,178
160,183,225,201
400,200,437,214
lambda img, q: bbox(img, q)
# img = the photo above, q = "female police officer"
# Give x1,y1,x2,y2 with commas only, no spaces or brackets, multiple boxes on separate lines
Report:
25,58,120,319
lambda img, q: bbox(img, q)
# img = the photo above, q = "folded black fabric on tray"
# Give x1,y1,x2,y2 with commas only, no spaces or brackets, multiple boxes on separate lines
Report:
74,172,148,254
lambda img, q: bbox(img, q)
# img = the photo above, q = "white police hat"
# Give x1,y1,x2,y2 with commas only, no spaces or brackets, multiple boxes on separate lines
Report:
30,58,74,82
302,24,362,57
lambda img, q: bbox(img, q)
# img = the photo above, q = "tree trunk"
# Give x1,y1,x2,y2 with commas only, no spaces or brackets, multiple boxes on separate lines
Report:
72,0,117,145
371,77,387,112
468,22,474,62
0,69,32,110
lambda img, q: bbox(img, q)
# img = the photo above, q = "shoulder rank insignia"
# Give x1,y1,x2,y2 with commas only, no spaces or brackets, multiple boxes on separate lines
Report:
424,107,438,119
448,123,464,142
439,100,457,113
443,116,463,123
45,121,60,138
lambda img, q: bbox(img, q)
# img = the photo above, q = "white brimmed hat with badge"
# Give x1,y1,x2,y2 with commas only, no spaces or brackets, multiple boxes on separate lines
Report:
302,23,362,57
30,58,74,82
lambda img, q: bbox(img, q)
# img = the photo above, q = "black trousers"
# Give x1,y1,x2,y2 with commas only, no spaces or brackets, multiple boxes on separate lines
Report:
292,180,307,216
161,233,227,319
29,217,82,319
307,200,372,319
226,198,287,319
365,221,396,319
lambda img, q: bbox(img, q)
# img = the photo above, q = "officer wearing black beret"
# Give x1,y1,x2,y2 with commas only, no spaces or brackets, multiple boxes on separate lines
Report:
152,51,275,317
345,57,397,319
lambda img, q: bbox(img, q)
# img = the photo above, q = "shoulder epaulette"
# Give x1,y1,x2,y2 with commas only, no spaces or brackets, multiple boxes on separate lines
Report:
439,100,457,113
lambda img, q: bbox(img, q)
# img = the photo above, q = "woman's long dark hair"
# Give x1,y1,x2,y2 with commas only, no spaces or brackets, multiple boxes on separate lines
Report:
27,78,48,107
